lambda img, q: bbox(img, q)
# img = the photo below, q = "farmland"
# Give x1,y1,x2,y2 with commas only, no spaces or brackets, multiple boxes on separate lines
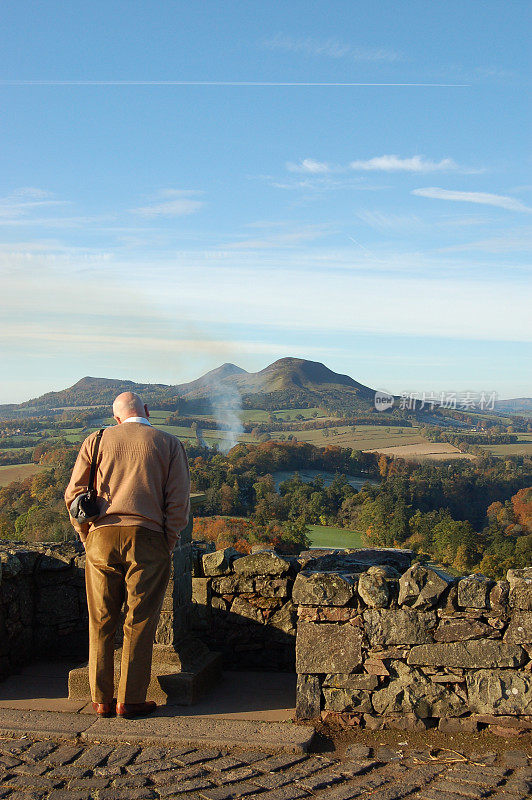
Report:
0,414,484,463
0,463,44,486
478,433,532,457
268,423,471,461
366,442,476,462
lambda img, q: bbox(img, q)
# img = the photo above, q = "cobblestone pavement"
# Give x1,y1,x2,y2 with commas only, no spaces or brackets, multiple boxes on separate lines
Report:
0,736,530,800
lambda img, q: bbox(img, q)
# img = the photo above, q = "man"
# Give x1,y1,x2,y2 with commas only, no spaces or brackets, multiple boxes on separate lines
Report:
65,391,190,718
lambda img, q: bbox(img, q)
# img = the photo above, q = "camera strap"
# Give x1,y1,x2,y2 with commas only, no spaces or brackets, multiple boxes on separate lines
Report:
87,428,105,496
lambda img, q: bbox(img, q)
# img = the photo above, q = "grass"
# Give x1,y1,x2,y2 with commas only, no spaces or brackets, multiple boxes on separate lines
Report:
307,524,364,549
0,463,44,486
479,439,532,456
271,425,425,450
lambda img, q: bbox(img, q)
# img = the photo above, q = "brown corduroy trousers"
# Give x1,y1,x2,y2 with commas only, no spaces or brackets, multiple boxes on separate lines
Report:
84,525,171,704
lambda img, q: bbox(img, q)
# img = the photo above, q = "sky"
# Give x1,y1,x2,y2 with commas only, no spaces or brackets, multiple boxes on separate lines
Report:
0,0,531,403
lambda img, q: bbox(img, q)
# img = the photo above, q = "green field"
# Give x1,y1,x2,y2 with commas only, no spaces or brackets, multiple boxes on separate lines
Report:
271,424,424,450
479,435,532,456
307,524,364,549
0,463,44,486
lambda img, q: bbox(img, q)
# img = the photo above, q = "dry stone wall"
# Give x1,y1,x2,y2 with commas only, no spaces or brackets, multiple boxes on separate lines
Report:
294,560,532,734
190,541,299,670
0,520,195,682
191,542,532,733
2,534,531,735
0,542,88,679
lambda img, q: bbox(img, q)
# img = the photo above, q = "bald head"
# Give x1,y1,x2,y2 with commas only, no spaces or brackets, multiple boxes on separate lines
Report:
112,391,149,424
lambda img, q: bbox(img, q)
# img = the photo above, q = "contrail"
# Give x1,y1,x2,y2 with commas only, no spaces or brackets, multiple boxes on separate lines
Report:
0,80,469,87
348,235,386,263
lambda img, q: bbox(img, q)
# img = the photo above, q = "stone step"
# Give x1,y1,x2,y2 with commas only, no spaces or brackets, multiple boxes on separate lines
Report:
0,708,314,754
0,709,93,740
68,651,223,705
81,715,315,753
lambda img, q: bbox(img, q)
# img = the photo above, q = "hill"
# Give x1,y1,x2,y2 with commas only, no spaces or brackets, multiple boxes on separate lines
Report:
10,376,177,411
176,358,375,403
0,358,380,414
3,358,525,423
494,398,532,416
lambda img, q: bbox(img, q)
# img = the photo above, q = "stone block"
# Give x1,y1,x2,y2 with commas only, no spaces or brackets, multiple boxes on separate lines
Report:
191,541,215,576
386,713,436,731
466,669,532,715
191,578,211,605
322,687,373,713
229,595,263,624
268,601,297,635
490,580,509,614
295,620,363,673
255,578,290,598
297,547,412,574
434,618,496,642
13,550,40,574
504,612,532,644
363,608,437,646
295,674,321,719
372,661,466,718
292,571,356,606
323,673,379,690
357,568,390,608
0,554,22,578
364,658,389,676
398,564,455,609
438,716,480,733
298,606,358,622
202,548,241,577
211,596,227,613
211,575,254,594
233,551,291,577
407,640,527,669
507,568,532,610
458,575,493,609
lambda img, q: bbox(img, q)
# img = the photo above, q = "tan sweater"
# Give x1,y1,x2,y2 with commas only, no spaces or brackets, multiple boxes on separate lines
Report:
64,422,190,550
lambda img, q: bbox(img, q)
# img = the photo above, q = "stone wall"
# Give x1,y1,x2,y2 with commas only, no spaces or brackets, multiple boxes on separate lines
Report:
190,542,532,733
190,542,299,670
0,542,88,678
293,559,532,734
189,543,413,672
2,533,531,733
0,516,195,682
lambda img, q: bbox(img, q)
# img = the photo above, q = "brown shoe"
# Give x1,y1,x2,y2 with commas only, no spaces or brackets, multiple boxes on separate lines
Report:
116,701,157,719
92,700,116,717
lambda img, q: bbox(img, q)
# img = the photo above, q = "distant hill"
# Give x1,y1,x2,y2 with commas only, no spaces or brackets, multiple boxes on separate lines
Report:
494,398,532,416
11,376,176,411
0,357,380,415
175,358,375,404
4,358,525,422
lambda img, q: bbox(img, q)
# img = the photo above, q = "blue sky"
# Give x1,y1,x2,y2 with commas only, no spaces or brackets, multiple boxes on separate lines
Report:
0,0,530,403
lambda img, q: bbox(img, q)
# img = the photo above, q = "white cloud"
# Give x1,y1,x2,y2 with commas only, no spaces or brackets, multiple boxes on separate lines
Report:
350,155,459,173
0,187,67,218
356,210,423,231
286,159,331,174
412,187,532,213
131,189,204,217
263,34,399,63
225,224,332,250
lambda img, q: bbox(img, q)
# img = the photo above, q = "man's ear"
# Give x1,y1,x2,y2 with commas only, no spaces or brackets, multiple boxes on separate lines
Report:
144,404,150,419
114,415,122,424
